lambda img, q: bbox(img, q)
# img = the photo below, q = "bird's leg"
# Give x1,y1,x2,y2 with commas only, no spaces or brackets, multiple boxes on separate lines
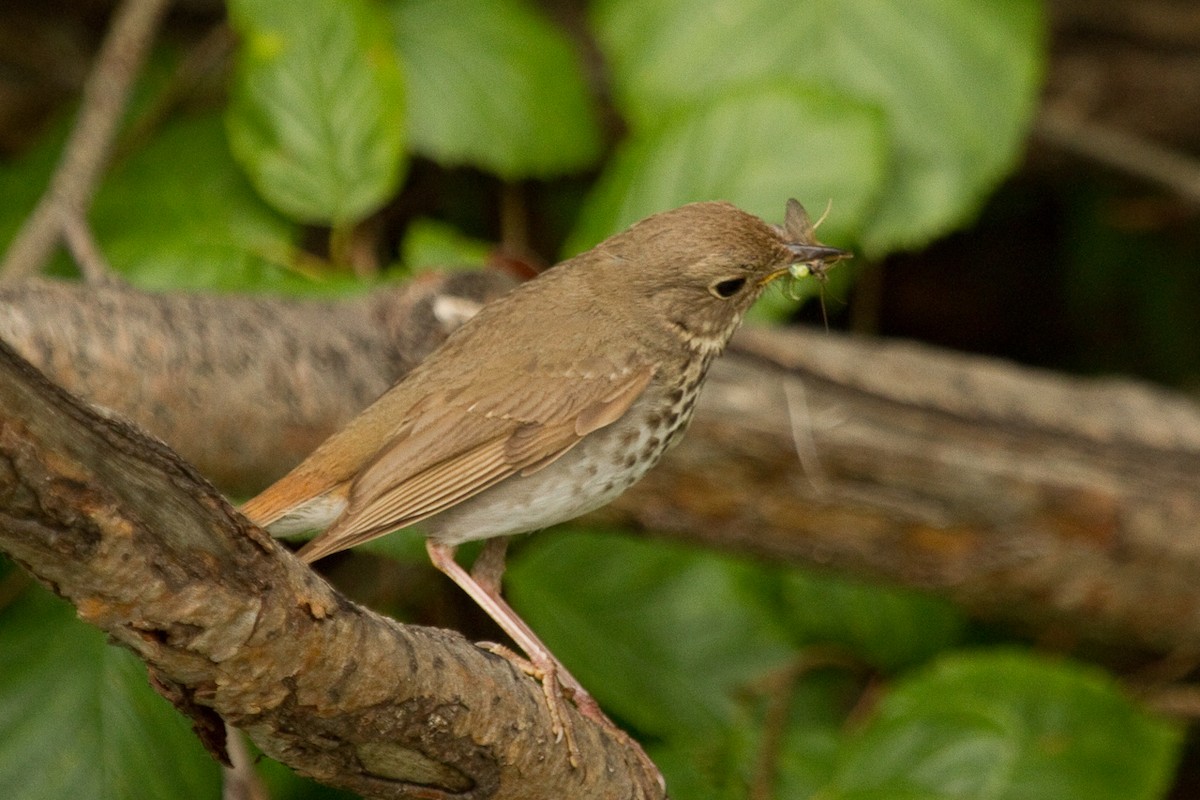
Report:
429,539,602,708
468,535,510,596
443,539,665,790
426,539,664,787
469,537,608,719
426,539,584,764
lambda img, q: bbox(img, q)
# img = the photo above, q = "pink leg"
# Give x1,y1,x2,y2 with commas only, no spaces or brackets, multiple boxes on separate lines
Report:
469,536,510,596
427,539,664,787
426,539,588,764
428,539,604,708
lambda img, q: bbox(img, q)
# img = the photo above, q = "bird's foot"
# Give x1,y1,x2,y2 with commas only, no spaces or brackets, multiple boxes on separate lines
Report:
480,642,581,767
479,642,664,791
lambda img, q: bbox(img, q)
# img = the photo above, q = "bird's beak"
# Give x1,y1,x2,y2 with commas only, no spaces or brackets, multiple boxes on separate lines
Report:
787,243,851,263
760,243,853,285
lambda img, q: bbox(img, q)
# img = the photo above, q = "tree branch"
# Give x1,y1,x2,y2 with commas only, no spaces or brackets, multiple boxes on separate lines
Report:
604,328,1200,653
3,275,1200,658
0,273,517,496
1036,106,1200,205
0,0,169,283
0,336,662,798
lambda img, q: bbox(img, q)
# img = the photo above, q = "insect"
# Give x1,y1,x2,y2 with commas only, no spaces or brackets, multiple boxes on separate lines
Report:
778,199,852,318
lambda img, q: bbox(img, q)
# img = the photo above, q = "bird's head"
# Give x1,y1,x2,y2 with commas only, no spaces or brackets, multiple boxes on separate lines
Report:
591,199,851,351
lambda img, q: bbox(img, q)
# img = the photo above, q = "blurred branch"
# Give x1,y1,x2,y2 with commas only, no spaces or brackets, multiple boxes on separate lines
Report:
223,723,270,800
60,209,115,282
118,22,236,160
613,327,1200,654
0,336,661,800
3,276,1200,657
1036,107,1200,205
0,273,516,496
0,0,169,284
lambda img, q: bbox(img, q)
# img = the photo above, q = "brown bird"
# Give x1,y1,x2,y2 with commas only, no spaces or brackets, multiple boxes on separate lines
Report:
241,198,849,761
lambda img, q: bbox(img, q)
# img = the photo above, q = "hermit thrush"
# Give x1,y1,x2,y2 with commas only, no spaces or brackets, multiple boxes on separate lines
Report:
242,199,848,763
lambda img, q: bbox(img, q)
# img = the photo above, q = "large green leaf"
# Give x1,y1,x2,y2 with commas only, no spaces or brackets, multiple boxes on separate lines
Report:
565,83,887,255
653,667,856,800
825,651,1181,800
505,528,795,739
779,569,965,672
591,0,1044,254
226,0,406,224
89,113,310,291
388,0,601,178
0,585,220,800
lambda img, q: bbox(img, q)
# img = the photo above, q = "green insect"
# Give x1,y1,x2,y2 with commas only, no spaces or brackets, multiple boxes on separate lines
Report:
778,199,851,301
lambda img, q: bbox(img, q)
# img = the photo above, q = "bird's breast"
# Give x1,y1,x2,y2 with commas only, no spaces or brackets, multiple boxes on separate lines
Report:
420,360,714,546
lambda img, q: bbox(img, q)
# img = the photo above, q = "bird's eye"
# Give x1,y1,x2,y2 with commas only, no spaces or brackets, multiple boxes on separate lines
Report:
710,277,746,299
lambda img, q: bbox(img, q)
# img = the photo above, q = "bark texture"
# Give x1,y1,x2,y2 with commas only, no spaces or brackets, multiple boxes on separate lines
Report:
609,328,1200,653
0,334,662,800
3,277,1199,656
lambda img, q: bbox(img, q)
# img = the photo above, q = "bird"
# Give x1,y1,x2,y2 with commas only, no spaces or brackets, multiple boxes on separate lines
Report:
241,198,849,763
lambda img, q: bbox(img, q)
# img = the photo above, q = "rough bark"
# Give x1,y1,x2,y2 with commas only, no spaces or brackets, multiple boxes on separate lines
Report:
0,335,662,800
607,328,1200,654
0,273,516,496
4,277,1200,658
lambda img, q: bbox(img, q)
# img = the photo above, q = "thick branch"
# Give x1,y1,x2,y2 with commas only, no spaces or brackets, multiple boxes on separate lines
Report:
0,338,661,799
0,274,515,496
606,328,1200,653
3,277,1200,656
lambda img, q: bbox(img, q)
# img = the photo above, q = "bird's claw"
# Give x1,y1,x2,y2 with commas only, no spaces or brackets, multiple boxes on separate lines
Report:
480,641,581,766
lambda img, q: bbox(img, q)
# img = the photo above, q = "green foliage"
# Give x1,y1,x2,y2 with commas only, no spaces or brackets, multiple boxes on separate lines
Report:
399,218,490,273
0,582,220,800
507,530,796,738
826,652,1181,800
564,84,888,255
506,530,1182,800
4,0,1043,283
2,2,1169,799
2,0,1047,283
93,114,302,290
589,0,1044,255
387,0,601,178
777,569,966,672
226,0,407,226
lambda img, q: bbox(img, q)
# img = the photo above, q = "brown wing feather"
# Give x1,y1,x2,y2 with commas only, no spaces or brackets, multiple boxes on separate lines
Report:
296,364,654,562
241,483,304,529
297,437,516,561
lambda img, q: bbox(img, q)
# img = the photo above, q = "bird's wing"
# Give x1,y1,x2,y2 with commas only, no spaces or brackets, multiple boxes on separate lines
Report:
297,364,654,561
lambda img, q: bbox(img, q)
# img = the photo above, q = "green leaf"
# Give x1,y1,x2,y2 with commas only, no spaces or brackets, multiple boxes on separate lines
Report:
505,528,794,739
590,0,1045,254
388,0,601,178
830,710,1017,800
779,569,966,672
772,671,860,799
826,651,1182,800
400,218,490,272
226,0,407,224
89,113,309,291
564,83,887,255
0,585,220,800
654,667,855,800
